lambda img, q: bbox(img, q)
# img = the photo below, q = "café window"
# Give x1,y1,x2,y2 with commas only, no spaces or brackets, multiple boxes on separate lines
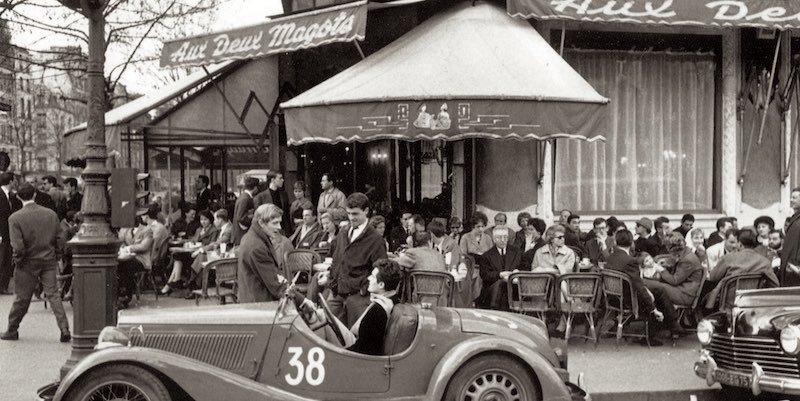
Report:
554,33,719,212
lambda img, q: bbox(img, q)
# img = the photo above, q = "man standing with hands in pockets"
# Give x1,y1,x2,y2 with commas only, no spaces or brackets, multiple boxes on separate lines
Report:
0,183,69,342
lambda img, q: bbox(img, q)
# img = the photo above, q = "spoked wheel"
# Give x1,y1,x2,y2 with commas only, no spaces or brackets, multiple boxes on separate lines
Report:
67,364,171,401
443,355,539,401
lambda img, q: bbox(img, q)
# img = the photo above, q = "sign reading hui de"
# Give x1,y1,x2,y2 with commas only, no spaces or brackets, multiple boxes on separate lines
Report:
160,0,367,68
508,0,800,29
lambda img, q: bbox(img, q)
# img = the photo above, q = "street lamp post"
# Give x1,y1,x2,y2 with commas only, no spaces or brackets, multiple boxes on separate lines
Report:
57,0,119,378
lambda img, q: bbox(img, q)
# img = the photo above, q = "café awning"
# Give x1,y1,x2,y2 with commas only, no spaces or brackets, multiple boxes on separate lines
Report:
508,0,800,30
280,1,609,145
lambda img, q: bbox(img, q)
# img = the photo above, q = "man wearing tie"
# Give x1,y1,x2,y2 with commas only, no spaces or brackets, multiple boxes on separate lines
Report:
478,226,522,310
288,203,323,249
0,172,20,295
316,172,347,218
195,175,212,212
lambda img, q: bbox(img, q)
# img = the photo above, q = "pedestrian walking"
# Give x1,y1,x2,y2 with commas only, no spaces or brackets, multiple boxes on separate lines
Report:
0,172,21,295
1,183,70,342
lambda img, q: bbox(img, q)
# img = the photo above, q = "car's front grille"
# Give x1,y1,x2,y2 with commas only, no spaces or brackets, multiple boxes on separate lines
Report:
709,334,800,378
130,332,255,373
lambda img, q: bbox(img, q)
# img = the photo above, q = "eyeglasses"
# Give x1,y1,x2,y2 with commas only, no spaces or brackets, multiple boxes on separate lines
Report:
554,235,565,239
450,226,461,229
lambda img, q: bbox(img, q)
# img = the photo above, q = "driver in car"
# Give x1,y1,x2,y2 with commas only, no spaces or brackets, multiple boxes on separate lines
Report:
289,258,402,355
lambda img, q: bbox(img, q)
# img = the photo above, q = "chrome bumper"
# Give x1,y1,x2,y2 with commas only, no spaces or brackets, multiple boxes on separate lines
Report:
694,349,800,395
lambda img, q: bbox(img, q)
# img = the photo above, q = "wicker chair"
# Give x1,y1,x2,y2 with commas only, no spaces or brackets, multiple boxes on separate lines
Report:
558,273,602,344
506,272,557,321
284,249,321,294
407,270,455,307
599,269,650,348
194,258,238,305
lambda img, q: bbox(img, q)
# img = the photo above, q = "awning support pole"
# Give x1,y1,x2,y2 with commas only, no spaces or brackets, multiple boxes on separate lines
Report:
201,66,262,152
784,65,800,184
559,21,566,56
353,40,366,60
758,31,782,145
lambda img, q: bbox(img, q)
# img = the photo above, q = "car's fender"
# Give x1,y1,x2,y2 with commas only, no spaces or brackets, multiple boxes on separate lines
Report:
426,336,572,401
54,346,312,401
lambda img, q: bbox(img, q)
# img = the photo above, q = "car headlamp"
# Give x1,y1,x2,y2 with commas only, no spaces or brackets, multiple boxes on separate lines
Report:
697,320,714,345
95,326,130,350
780,325,800,355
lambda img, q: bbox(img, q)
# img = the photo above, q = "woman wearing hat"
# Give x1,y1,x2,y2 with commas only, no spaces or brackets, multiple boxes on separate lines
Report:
754,215,775,249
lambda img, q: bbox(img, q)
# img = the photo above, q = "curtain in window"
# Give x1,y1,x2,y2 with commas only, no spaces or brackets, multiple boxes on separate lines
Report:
555,49,716,212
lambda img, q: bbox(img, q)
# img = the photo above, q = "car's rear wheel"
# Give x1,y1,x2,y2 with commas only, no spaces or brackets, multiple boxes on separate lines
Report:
67,364,171,401
443,354,540,401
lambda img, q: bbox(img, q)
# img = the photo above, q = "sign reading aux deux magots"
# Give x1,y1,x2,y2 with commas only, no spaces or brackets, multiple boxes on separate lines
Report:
160,0,368,68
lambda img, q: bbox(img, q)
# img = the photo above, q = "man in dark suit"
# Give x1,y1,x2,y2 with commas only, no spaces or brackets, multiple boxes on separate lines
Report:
389,210,412,252
63,177,82,214
253,170,291,234
232,177,259,246
288,203,323,249
478,226,522,310
195,175,212,212
706,217,732,248
607,229,679,346
1,183,69,341
0,172,20,294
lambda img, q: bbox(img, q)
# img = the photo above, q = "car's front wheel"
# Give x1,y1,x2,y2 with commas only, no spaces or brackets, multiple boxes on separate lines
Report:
443,354,540,401
66,364,171,401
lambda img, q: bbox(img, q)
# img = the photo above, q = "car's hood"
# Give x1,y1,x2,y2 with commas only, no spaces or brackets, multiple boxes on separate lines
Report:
118,301,284,327
729,288,800,336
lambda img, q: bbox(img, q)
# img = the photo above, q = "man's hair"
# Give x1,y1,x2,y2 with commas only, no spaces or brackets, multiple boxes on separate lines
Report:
593,217,606,228
145,203,160,219
664,232,686,253
528,218,547,235
17,183,35,201
267,170,282,183
449,216,462,227
322,172,337,186
42,175,57,186
654,216,670,230
427,219,446,237
737,229,758,249
567,214,580,224
716,217,731,231
492,225,510,236
369,215,386,229
0,172,14,186
412,231,432,247
411,214,424,227
244,177,260,190
615,229,634,248
517,212,532,226
301,201,316,215
374,258,403,291
681,213,695,223
769,229,784,239
560,208,572,216
63,177,77,188
724,228,738,240
198,175,209,186
346,192,370,211
494,212,507,222
254,203,283,226
293,180,305,191
329,208,348,226
214,209,229,222
471,212,488,227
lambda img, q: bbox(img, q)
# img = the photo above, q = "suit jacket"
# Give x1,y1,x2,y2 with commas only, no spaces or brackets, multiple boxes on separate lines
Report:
196,187,213,212
479,245,522,287
706,231,725,248
253,187,292,232
584,236,612,264
706,248,779,308
34,189,56,212
123,224,154,270
238,223,283,303
193,225,220,246
395,246,446,272
782,211,800,286
634,234,662,257
330,223,387,296
316,187,347,216
389,226,409,252
289,223,324,249
605,248,655,313
9,202,61,267
232,191,254,245
0,189,21,243
658,250,703,305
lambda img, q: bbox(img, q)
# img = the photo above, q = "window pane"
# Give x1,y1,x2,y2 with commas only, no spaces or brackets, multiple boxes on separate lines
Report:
555,49,716,211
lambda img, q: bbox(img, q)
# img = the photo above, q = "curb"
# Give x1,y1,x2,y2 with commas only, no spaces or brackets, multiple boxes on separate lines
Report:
589,389,721,401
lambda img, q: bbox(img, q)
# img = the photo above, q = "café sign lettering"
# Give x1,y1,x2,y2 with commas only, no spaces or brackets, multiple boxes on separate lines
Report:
160,0,367,68
508,0,800,29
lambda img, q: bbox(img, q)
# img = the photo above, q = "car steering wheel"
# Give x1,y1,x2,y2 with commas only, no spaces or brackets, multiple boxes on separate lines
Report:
318,294,347,346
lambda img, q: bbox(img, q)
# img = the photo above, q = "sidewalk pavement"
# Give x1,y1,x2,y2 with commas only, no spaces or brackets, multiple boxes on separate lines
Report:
0,291,724,401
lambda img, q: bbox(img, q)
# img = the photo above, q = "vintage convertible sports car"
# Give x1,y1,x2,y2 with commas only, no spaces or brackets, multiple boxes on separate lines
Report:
38,291,588,401
694,287,800,399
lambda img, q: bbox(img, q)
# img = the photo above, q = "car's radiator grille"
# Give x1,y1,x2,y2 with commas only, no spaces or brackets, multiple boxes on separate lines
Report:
709,334,800,378
130,332,255,372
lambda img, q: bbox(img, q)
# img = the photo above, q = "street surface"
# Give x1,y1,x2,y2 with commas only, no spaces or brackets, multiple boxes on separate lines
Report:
0,292,729,401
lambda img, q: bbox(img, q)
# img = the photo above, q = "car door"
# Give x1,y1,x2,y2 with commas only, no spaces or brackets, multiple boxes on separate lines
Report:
263,317,391,397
